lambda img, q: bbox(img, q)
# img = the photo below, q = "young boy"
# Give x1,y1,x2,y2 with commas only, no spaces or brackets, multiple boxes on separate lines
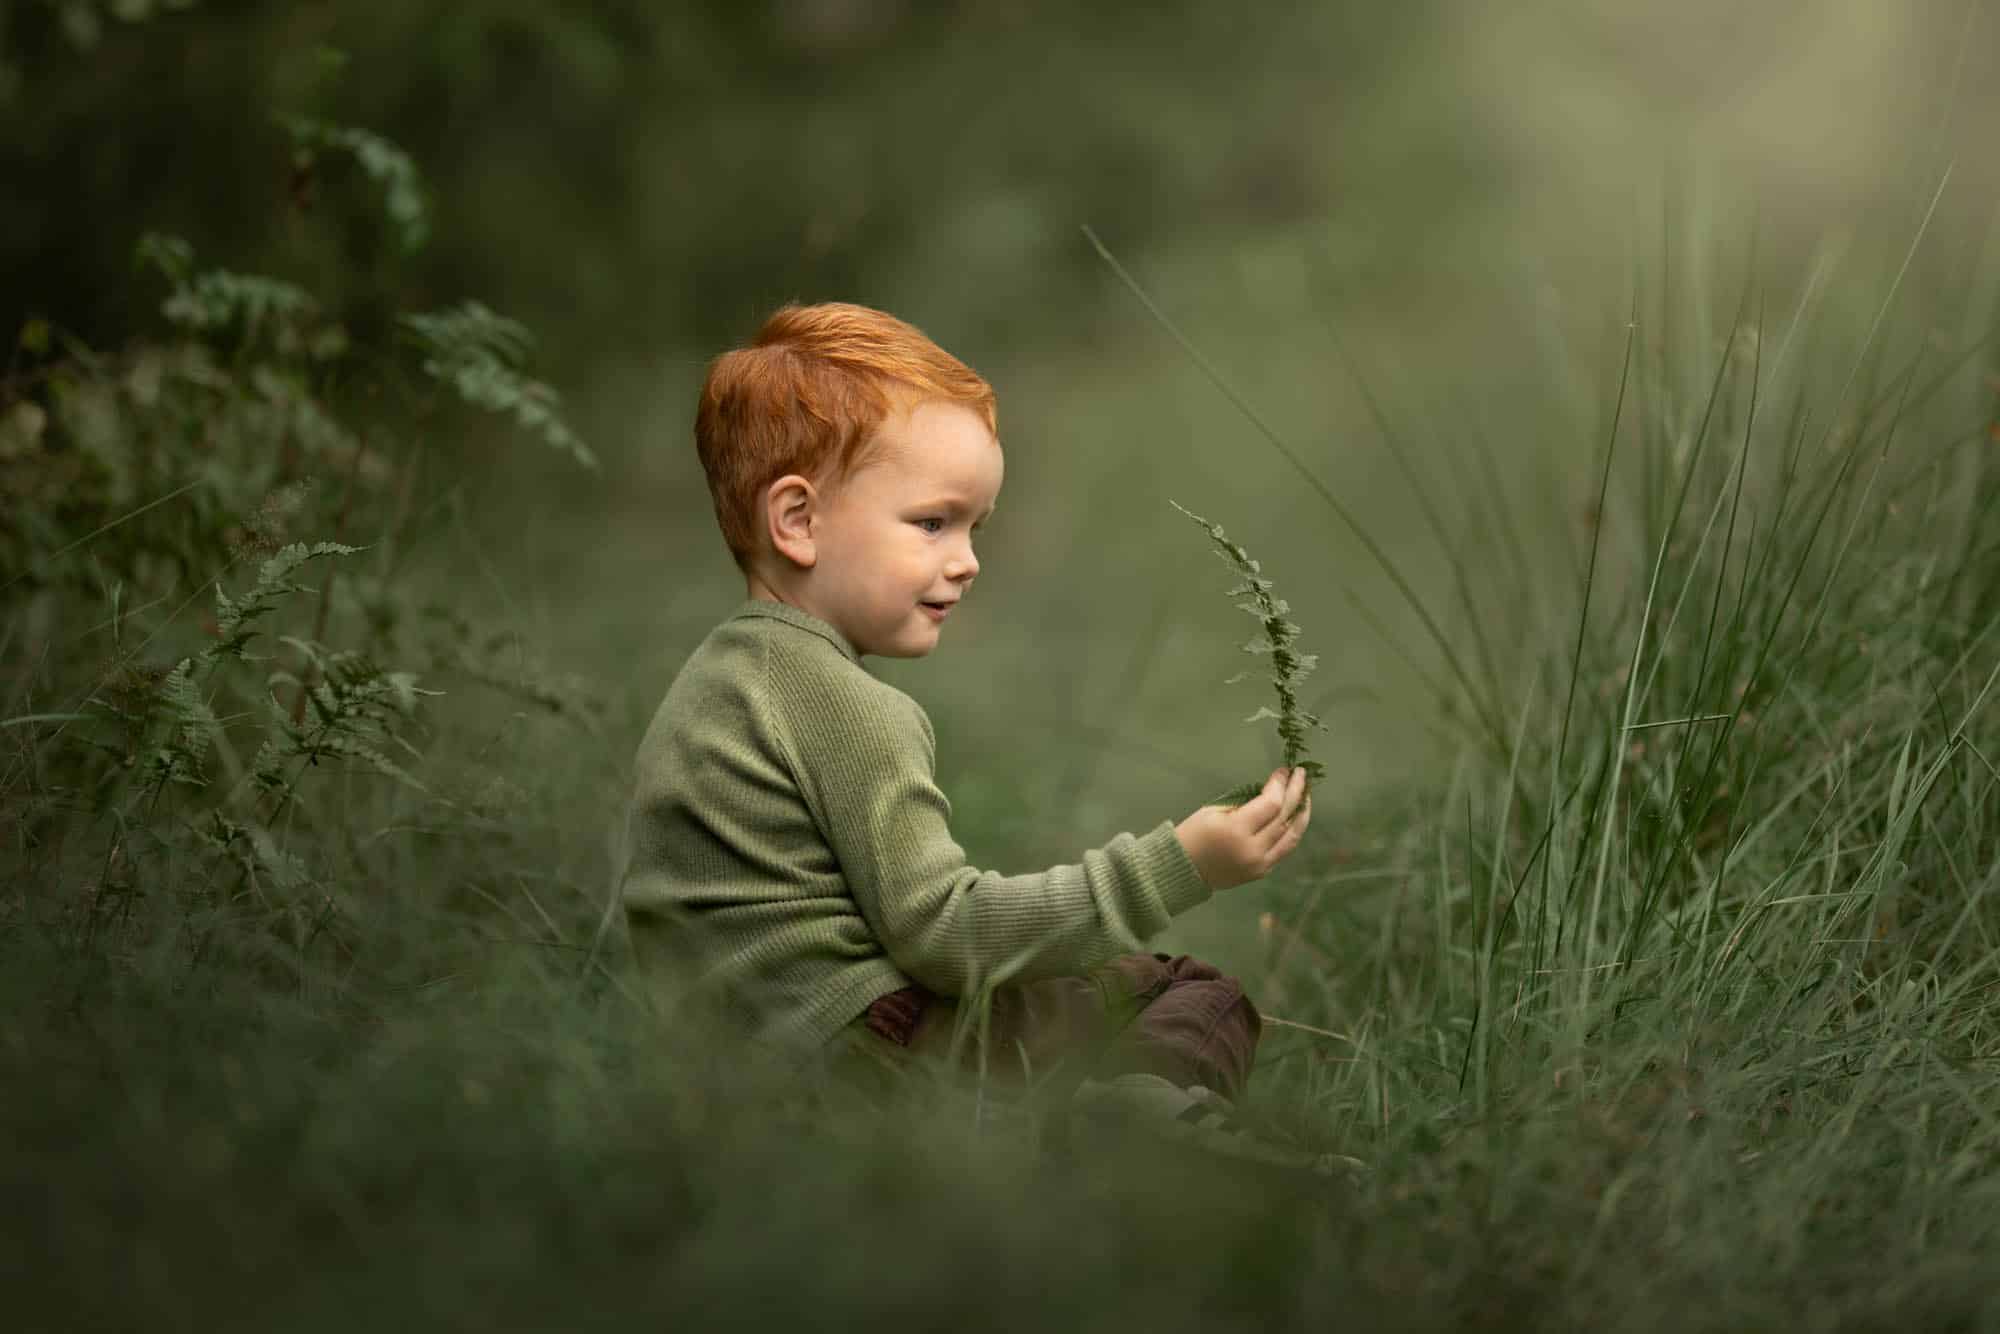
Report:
620,302,1313,1146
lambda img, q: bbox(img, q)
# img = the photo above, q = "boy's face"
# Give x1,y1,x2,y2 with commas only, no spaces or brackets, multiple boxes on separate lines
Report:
794,399,1002,658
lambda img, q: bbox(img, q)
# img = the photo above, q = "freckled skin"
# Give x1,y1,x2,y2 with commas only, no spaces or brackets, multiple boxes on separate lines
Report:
747,400,1002,659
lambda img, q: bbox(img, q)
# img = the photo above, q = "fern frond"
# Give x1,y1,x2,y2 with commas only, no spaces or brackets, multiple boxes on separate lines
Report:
260,638,438,797
398,302,596,469
162,271,318,335
134,232,319,340
280,115,431,254
1171,500,1329,806
208,541,360,654
160,655,222,765
312,732,426,791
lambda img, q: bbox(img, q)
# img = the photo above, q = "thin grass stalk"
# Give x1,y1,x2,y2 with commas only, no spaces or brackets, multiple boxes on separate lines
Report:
1532,298,1639,992
1620,306,1768,963
1459,669,1539,1106
1674,295,1763,818
1082,223,1508,755
1317,321,1509,732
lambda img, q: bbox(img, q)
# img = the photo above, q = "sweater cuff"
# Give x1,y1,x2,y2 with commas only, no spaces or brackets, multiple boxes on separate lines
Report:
1137,819,1212,918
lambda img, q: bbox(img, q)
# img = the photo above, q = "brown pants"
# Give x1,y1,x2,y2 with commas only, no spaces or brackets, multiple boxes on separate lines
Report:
826,952,1262,1103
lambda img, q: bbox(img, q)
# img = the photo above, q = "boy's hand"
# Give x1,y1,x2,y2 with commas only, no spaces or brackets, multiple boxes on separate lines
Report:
1175,766,1312,891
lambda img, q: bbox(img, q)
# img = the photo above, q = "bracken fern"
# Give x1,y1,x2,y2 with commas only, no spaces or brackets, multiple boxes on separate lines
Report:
280,114,431,255
2,87,598,969
399,301,597,469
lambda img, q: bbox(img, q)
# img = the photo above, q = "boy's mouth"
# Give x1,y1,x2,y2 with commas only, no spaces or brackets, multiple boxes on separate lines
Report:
919,599,955,621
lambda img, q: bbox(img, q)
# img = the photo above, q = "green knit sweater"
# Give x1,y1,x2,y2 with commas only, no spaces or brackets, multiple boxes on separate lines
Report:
619,599,1213,1049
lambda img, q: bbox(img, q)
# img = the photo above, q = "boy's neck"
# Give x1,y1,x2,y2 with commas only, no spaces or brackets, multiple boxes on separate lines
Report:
743,568,829,633
744,568,793,607
737,577,861,661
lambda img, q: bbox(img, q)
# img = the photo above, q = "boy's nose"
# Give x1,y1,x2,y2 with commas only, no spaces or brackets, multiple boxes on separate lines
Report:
946,544,979,582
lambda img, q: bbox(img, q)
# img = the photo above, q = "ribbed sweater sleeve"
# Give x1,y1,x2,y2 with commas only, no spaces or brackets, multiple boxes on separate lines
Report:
620,600,1217,1048
759,618,1213,998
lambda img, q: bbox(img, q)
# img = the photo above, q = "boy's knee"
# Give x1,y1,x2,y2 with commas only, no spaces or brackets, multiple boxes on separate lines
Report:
1124,969,1261,1099
1100,950,1228,999
1155,951,1227,984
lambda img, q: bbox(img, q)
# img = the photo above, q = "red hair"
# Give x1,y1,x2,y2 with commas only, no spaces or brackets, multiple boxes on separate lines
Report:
694,302,999,571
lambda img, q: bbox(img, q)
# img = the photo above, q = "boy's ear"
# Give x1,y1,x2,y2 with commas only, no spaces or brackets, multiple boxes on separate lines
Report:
764,474,818,570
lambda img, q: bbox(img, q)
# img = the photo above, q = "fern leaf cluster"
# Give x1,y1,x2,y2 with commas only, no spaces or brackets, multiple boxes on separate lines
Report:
261,634,436,795
399,302,598,469
137,233,319,340
1171,501,1328,806
211,541,360,657
281,115,432,254
4,93,601,954
117,542,437,815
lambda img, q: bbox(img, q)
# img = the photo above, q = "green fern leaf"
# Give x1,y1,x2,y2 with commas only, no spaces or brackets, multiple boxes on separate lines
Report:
1172,499,1328,799
281,116,431,253
398,302,596,469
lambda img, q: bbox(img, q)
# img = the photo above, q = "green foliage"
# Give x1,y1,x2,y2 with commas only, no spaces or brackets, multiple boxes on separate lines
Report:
400,301,596,469
210,540,360,656
1172,500,1328,805
33,0,199,52
93,541,435,822
144,655,219,790
2,2,1441,374
260,632,436,793
137,232,322,340
1,90,598,966
280,114,430,254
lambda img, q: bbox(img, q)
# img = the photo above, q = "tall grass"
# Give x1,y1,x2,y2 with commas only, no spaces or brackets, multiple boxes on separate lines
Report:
6,197,1999,1329
1214,196,2000,1322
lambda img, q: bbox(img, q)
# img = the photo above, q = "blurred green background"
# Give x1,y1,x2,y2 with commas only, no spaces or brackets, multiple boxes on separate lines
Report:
7,0,1997,971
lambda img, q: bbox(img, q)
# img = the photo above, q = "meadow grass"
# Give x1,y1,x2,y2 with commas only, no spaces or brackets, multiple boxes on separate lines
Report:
6,209,2000,1331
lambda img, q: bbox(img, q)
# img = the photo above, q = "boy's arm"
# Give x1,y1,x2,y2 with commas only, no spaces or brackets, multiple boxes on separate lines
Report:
771,671,1211,998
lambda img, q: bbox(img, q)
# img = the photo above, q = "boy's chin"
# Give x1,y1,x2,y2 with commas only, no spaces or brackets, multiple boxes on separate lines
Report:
865,622,942,659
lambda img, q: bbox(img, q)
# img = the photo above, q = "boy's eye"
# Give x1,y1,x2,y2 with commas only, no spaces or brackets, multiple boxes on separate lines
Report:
915,518,945,535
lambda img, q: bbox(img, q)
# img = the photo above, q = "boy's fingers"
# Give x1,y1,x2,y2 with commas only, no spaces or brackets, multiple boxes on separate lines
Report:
1235,769,1289,827
1261,768,1307,836
1283,767,1307,817
1262,802,1308,854
1266,805,1311,865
